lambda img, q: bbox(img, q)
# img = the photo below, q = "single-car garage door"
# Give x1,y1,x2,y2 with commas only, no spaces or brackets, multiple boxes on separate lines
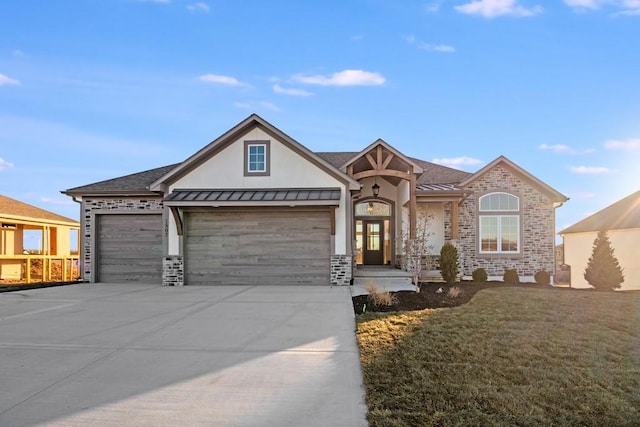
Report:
185,209,331,285
97,214,163,283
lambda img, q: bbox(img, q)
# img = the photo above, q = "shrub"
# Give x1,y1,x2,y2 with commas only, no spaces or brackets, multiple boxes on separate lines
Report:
503,269,519,284
447,286,463,298
534,269,551,285
584,230,624,291
472,268,488,283
439,243,459,284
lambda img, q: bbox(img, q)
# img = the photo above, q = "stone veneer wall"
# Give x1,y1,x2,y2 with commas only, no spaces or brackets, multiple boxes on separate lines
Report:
163,256,184,286
331,254,353,286
81,197,164,282
457,165,556,278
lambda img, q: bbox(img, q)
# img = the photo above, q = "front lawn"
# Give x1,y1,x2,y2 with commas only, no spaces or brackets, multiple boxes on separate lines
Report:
356,287,640,426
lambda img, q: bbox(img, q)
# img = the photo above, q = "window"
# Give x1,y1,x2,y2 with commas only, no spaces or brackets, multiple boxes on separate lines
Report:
244,141,270,176
479,192,520,254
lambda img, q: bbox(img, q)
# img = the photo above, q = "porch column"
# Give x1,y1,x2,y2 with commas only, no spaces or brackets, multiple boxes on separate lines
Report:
409,172,417,239
451,201,459,240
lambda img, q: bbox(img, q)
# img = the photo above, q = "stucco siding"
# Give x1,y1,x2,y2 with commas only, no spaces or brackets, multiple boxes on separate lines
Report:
168,127,349,254
564,228,640,290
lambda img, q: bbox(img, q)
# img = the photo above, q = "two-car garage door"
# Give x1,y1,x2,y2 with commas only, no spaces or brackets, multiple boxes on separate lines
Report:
184,209,331,285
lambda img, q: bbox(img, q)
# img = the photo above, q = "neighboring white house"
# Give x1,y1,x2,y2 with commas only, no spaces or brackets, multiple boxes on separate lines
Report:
560,190,640,290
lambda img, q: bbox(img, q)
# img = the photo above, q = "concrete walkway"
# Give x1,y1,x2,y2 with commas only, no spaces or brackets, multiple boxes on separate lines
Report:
0,284,368,426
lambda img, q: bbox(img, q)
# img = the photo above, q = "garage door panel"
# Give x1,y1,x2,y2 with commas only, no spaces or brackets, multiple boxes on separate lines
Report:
97,214,162,283
185,210,330,286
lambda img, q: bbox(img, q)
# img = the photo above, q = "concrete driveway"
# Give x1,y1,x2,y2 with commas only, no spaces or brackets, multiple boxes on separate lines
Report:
0,284,368,426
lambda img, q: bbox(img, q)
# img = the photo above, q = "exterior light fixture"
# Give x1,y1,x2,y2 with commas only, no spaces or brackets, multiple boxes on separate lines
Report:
372,180,380,198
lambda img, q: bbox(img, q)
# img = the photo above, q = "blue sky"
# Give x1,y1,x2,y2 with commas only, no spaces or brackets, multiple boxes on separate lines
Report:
1,0,638,239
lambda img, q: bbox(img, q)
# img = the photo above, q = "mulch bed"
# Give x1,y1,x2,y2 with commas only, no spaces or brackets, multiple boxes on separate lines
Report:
352,281,570,314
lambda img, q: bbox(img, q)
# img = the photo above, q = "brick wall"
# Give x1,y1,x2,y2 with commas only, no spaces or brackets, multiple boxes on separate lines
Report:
81,197,164,282
457,165,556,279
331,254,353,286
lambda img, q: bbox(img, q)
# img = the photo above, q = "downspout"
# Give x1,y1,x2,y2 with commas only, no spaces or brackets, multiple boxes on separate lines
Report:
71,196,83,282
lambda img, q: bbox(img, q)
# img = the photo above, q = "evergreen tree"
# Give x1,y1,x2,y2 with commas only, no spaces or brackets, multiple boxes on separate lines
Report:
584,230,624,291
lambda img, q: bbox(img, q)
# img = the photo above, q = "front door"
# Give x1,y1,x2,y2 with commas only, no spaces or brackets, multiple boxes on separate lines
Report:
363,220,384,265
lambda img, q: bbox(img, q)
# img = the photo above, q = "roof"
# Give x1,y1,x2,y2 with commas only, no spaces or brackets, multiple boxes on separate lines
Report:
315,153,471,186
0,195,79,225
560,190,640,234
460,155,568,203
63,164,179,195
164,188,341,206
149,114,360,192
61,117,558,200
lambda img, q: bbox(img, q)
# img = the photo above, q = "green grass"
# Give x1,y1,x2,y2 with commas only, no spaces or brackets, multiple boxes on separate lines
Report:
356,288,640,426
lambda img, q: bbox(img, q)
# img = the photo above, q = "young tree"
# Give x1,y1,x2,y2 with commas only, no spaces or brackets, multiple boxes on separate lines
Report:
584,230,624,291
399,213,434,292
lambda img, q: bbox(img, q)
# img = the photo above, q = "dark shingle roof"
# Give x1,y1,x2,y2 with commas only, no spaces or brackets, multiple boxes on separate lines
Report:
65,151,473,196
0,195,79,225
560,190,640,234
315,152,472,185
63,164,179,194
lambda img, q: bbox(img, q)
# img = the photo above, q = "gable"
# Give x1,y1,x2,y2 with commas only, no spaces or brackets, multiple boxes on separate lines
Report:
460,156,567,203
150,114,359,192
166,127,344,191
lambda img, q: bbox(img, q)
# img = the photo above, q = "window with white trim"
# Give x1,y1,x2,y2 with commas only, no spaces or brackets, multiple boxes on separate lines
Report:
244,141,270,176
479,192,520,254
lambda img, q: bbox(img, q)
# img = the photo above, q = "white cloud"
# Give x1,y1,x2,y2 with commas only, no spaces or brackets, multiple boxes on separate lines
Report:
538,144,595,154
292,69,386,87
187,2,209,12
0,73,20,86
40,197,75,206
568,191,597,199
272,84,313,97
569,165,612,174
604,138,640,151
563,0,640,14
233,101,280,112
424,2,441,12
0,157,14,171
350,35,365,41
432,156,484,169
564,0,600,8
455,0,543,17
198,74,247,87
405,35,455,53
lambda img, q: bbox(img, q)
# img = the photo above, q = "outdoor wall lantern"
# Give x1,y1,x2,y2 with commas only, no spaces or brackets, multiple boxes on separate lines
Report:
372,180,380,198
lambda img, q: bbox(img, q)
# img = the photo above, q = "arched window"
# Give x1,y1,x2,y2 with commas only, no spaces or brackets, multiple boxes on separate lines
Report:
479,192,520,253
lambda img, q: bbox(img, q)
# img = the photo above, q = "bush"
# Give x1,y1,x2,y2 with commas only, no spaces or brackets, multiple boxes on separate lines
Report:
503,269,519,284
472,268,488,283
534,269,551,285
439,243,459,284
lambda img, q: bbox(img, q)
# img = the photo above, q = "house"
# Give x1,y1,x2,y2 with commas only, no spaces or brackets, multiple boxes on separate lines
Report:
0,195,80,282
62,114,567,286
560,190,640,290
